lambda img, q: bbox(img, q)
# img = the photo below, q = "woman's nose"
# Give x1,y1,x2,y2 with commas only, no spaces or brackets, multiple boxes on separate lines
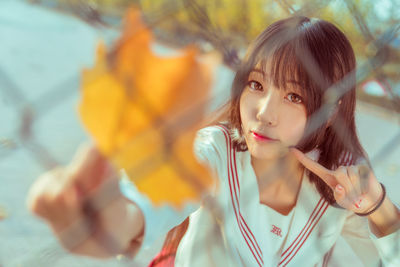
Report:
256,91,279,126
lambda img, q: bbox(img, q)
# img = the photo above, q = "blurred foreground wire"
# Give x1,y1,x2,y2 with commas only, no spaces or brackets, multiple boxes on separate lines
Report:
2,0,399,266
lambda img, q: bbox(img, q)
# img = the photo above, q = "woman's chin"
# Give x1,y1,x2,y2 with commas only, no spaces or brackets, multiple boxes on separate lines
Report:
248,144,289,160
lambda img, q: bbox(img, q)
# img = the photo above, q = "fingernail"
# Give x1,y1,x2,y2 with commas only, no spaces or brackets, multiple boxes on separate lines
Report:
353,198,362,209
335,184,344,192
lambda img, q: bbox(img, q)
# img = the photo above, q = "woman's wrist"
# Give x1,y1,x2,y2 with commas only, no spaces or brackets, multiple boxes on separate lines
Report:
366,194,400,237
355,183,386,217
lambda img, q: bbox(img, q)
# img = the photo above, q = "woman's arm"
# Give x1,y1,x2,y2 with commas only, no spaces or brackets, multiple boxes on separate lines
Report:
340,206,400,266
63,195,145,258
367,194,400,237
291,148,400,237
27,143,145,258
28,126,226,259
291,149,400,265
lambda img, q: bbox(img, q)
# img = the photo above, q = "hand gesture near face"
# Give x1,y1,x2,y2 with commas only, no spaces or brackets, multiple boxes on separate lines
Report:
291,148,384,214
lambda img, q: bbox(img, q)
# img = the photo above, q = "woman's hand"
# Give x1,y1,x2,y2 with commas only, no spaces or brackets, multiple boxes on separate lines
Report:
27,142,144,257
290,148,383,213
27,143,112,231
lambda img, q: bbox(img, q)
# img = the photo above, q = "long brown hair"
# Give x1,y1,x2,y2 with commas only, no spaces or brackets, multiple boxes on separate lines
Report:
225,16,367,204
150,16,368,266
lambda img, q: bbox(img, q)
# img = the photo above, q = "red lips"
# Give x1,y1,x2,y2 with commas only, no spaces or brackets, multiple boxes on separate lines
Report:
251,131,278,142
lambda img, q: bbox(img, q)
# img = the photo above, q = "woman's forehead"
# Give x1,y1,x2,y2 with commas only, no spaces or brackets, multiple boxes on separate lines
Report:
247,61,272,81
248,61,303,91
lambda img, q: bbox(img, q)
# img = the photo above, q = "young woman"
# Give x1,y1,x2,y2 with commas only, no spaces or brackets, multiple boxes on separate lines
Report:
28,16,399,266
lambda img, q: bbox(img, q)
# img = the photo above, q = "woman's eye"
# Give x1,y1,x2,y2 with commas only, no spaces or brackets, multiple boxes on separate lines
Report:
286,93,303,104
248,80,263,91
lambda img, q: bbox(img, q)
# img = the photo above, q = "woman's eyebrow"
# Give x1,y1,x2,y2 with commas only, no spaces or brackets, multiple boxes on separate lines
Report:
249,68,267,79
285,80,303,94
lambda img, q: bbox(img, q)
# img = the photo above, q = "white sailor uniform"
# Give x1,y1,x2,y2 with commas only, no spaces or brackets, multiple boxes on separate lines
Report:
120,125,400,267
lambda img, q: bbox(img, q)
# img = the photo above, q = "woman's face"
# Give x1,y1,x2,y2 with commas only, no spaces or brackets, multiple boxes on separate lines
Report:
239,66,308,160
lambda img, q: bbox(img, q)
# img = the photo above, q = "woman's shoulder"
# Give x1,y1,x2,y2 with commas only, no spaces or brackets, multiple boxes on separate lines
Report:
196,124,231,139
195,124,234,149
193,124,233,168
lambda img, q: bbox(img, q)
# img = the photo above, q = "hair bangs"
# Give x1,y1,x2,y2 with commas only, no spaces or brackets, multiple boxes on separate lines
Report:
248,34,319,115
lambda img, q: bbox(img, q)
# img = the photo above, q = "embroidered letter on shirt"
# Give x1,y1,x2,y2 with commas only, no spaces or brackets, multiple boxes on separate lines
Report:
271,225,282,237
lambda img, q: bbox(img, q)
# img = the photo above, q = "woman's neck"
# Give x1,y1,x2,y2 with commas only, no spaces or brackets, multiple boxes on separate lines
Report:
251,153,303,185
251,153,304,214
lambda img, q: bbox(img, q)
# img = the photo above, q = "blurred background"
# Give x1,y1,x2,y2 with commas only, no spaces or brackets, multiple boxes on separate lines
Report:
0,0,399,266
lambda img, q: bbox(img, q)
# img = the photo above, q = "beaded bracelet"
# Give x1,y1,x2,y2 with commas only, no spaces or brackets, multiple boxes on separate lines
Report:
355,183,386,217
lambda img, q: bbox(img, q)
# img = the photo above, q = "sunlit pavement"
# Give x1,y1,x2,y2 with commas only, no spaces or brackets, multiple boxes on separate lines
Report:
0,1,398,266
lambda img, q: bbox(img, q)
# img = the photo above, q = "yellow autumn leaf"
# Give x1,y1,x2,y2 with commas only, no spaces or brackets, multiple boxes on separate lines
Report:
78,8,218,208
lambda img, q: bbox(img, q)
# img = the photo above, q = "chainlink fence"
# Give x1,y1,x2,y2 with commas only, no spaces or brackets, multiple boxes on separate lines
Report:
1,0,399,266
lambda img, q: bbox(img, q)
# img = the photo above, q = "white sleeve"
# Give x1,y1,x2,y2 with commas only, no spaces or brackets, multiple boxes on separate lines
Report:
117,126,225,256
341,210,400,267
193,126,227,193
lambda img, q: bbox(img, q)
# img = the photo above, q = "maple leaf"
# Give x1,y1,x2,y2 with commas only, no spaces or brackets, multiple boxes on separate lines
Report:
78,8,218,208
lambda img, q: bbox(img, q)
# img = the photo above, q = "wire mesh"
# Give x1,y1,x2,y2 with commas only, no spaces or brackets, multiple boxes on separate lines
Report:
1,0,399,266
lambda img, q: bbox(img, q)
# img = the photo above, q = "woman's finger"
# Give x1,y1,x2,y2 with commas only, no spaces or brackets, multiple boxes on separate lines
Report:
347,165,361,196
334,166,353,195
290,148,336,188
333,183,346,203
334,166,360,208
358,165,372,195
346,165,363,210
67,142,113,194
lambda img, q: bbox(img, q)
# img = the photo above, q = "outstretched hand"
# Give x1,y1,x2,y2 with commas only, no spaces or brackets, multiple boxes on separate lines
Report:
290,148,383,213
26,143,137,254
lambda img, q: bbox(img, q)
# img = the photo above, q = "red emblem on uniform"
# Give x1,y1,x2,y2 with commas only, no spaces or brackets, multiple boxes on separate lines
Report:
271,225,282,237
